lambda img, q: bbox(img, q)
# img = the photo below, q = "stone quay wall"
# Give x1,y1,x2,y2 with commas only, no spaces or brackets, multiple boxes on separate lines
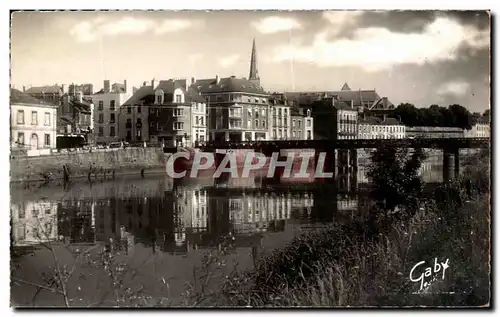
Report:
10,148,167,183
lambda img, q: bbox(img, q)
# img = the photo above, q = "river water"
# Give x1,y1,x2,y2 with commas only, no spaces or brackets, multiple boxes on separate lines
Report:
10,149,477,307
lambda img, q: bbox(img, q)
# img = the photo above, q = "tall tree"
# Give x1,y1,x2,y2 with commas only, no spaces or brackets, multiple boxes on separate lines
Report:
366,146,427,220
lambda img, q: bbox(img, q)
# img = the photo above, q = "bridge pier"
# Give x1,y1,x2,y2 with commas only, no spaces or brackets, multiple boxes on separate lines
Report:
442,148,461,182
337,149,350,192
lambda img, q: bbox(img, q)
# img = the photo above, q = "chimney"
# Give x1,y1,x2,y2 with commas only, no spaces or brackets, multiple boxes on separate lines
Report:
332,97,335,106
215,75,220,84
124,80,128,93
61,84,68,94
143,81,147,87
351,100,354,109
191,77,195,85
185,78,189,90
22,86,25,93
151,79,157,89
77,92,83,103
103,80,110,93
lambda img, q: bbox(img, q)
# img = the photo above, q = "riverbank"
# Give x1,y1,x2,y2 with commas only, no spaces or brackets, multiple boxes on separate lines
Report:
9,148,167,183
210,153,490,307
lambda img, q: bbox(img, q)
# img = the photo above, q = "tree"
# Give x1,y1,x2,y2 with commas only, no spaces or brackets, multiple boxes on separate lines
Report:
483,109,490,118
366,145,427,220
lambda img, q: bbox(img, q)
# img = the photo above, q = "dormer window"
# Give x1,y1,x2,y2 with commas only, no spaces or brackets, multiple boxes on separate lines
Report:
175,95,182,103
155,89,164,105
307,109,311,117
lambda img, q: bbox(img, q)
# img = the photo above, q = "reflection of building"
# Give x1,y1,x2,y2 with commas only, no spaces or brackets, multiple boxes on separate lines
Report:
10,89,58,155
57,200,95,244
11,201,58,246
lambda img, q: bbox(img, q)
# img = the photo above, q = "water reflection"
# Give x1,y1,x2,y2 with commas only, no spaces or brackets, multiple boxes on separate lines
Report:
11,179,363,256
11,149,459,256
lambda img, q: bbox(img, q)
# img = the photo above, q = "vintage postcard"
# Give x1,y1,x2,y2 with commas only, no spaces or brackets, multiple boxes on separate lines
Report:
9,10,491,308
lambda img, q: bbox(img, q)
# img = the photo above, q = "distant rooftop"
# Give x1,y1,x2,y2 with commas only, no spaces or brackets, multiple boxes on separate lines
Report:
10,88,56,106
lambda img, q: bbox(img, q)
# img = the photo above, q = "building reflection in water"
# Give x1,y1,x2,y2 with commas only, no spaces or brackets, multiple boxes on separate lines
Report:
11,176,362,256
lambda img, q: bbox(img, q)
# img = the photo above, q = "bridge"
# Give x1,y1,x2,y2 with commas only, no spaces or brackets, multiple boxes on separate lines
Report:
199,137,490,151
194,137,490,190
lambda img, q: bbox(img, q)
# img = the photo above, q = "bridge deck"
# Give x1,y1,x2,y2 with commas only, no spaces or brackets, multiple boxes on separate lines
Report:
198,138,489,151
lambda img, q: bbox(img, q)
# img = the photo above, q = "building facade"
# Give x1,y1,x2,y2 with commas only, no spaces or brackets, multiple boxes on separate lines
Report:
291,107,314,140
406,126,465,139
10,89,58,154
57,92,94,147
357,117,406,139
194,76,270,142
92,80,132,144
464,117,490,138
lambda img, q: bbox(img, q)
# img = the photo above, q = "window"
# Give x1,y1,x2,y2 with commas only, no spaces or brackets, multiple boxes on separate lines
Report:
44,134,50,146
273,129,277,139
278,108,282,116
298,121,302,128
110,113,115,123
17,110,24,124
307,130,312,140
254,119,259,128
98,127,104,136
31,111,38,125
306,119,311,127
196,116,199,125
173,122,184,130
273,108,276,116
127,106,131,114
98,113,104,124
17,132,24,146
200,117,204,125
110,100,116,110
156,94,163,104
284,117,287,125
175,95,182,103
284,109,288,116
126,118,132,128
292,131,296,138
292,119,296,128
262,120,266,128
174,109,183,116
110,126,115,137
261,109,265,116
255,109,259,119
137,105,141,113
229,120,242,129
126,131,131,141
98,101,103,110
44,112,50,126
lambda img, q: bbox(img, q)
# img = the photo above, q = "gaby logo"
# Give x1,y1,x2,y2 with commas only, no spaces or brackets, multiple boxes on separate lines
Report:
165,151,334,179
409,258,450,292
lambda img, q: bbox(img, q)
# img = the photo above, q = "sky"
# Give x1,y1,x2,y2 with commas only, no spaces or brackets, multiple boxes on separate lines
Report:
10,10,491,112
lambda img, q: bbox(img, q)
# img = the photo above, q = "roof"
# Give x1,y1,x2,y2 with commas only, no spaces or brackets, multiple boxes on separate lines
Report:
123,85,154,105
332,100,356,111
24,85,62,95
285,89,384,107
94,82,126,94
123,79,205,105
193,76,268,95
341,83,351,91
370,97,395,110
10,88,56,106
359,116,403,126
476,116,490,124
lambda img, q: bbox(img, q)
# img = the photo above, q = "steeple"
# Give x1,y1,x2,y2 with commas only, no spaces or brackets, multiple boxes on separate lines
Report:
249,38,260,86
341,82,351,91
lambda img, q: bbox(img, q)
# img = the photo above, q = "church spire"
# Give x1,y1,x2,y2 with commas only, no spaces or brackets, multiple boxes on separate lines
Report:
249,38,260,85
341,82,351,91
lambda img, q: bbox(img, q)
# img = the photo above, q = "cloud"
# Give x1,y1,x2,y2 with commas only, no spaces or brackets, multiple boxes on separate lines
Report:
438,80,471,97
188,53,203,64
69,17,201,42
271,15,489,71
322,11,364,35
252,16,302,34
218,54,241,68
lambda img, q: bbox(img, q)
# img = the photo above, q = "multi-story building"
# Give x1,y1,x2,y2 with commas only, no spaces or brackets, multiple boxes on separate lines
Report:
310,97,358,140
193,76,270,142
57,92,94,146
24,85,65,104
406,126,465,139
357,116,406,139
194,40,269,142
92,80,132,144
10,89,58,154
268,94,291,140
464,116,490,138
68,83,94,96
147,79,207,147
291,106,314,140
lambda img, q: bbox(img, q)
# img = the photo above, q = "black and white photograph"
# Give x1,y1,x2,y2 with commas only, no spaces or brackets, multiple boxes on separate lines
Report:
8,9,491,308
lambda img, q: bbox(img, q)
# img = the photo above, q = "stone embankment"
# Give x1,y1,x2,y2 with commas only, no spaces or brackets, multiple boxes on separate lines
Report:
10,148,167,183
